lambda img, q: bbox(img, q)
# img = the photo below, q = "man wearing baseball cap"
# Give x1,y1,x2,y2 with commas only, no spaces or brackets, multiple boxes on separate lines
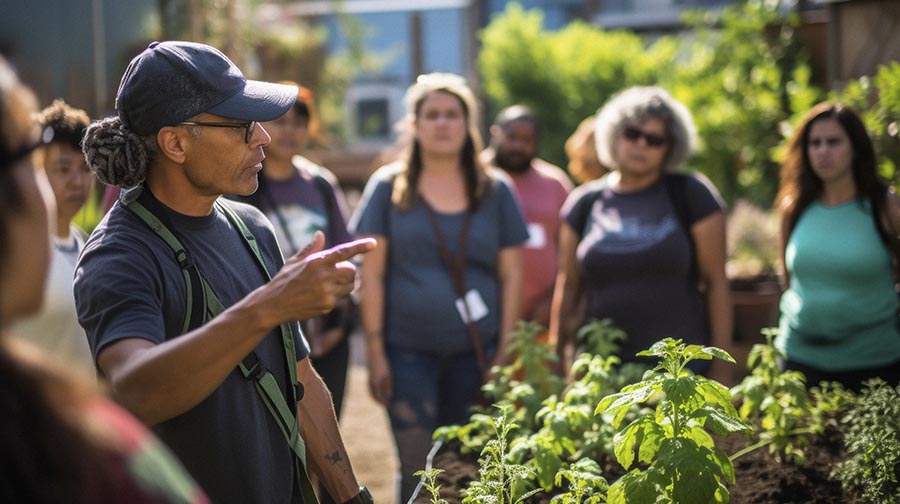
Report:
75,41,376,504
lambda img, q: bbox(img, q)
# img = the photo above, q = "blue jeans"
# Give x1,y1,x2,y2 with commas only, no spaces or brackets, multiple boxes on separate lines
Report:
386,345,491,503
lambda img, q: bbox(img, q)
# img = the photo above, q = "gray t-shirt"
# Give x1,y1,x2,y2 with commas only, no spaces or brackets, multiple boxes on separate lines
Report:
74,189,309,504
350,163,529,355
233,156,352,257
563,173,723,361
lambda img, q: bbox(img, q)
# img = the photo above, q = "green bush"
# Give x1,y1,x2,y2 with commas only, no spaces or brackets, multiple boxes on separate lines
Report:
478,3,674,172
478,1,822,206
832,379,900,503
832,62,900,185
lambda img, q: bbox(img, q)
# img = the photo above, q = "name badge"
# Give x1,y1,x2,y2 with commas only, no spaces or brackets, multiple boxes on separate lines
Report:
455,289,489,324
525,222,547,249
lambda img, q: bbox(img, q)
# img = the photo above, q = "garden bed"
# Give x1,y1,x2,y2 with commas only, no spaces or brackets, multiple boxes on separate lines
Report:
414,426,849,503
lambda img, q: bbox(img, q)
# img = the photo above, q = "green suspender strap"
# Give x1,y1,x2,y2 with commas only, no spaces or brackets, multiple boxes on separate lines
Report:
123,191,319,504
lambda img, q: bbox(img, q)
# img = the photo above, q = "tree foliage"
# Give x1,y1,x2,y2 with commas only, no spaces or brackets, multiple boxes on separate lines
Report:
478,4,674,173
478,1,821,206
832,62,900,185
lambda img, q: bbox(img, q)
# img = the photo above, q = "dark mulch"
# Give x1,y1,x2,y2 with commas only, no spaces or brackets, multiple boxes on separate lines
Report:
413,426,853,503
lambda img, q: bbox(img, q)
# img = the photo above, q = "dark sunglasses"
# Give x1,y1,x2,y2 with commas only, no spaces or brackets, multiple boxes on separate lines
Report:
178,120,257,144
622,126,667,148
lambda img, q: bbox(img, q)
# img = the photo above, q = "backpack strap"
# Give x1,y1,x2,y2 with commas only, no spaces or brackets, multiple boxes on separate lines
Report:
122,189,318,504
663,173,699,286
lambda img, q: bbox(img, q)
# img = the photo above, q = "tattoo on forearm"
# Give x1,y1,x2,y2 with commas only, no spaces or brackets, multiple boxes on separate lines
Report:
326,451,343,465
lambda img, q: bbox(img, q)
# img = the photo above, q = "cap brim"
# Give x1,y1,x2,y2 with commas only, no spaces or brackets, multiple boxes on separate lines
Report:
207,80,297,122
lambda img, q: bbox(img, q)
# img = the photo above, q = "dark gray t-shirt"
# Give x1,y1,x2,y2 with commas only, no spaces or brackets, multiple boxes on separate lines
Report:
563,173,723,361
74,189,309,504
350,163,529,355
233,157,352,257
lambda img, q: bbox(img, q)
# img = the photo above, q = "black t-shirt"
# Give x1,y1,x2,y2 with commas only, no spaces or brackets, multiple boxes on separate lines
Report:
562,173,723,361
75,189,309,504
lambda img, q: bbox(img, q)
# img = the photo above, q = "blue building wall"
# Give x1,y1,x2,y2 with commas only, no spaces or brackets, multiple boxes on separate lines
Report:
0,0,155,116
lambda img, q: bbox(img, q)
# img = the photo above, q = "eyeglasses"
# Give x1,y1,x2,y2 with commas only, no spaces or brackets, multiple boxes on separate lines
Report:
622,126,667,148
178,120,257,144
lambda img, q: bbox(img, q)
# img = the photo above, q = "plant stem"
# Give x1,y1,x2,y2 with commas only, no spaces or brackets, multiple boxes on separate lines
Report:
729,427,819,461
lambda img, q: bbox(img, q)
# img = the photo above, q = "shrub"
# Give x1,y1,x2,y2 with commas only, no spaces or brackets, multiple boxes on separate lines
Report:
832,379,900,503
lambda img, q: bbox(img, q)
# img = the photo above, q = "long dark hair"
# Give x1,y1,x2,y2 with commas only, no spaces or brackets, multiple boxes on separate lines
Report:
392,74,489,212
776,102,886,242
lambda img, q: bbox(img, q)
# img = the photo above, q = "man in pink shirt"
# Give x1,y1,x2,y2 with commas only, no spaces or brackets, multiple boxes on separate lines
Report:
482,105,572,331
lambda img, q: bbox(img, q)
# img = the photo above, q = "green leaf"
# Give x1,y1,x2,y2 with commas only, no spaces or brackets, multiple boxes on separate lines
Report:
704,408,752,436
614,421,643,469
663,377,697,407
702,346,736,363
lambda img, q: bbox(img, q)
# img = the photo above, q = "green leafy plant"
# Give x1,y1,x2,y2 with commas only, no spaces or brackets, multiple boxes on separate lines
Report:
550,458,609,504
729,329,813,463
462,405,542,504
597,338,749,504
438,321,564,455
482,320,565,425
832,379,900,503
513,353,622,491
413,468,449,504
508,319,644,491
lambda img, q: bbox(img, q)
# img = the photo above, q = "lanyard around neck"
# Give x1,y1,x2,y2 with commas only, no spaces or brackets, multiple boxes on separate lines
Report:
420,196,488,372
420,197,472,296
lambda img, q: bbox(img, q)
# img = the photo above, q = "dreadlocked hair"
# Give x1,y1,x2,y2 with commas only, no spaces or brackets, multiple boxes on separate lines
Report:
82,116,157,188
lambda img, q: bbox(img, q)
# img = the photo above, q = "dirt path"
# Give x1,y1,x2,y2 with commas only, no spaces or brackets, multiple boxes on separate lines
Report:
340,332,398,503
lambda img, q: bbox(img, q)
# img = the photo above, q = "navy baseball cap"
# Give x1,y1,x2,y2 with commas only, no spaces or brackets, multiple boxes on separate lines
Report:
116,41,297,135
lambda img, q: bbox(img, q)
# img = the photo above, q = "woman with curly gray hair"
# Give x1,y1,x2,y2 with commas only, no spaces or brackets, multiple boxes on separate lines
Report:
550,86,733,383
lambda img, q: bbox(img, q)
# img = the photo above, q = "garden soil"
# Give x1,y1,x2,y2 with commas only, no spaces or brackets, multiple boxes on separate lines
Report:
342,332,851,503
409,425,850,503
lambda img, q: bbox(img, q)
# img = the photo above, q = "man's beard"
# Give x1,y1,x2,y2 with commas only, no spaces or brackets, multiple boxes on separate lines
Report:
494,150,532,174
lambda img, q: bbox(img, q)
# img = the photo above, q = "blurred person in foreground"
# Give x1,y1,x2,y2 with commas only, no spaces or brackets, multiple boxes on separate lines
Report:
351,73,528,502
481,105,572,331
11,99,95,377
0,54,209,504
550,86,732,383
775,102,900,392
75,41,376,504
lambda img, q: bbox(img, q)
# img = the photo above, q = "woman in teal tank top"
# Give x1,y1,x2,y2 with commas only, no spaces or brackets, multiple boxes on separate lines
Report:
775,102,900,392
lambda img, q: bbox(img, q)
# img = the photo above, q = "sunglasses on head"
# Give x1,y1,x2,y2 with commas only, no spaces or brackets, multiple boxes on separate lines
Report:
0,126,54,170
622,126,667,147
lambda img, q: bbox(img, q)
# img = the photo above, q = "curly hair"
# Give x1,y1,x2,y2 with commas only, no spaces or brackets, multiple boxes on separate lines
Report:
37,99,90,151
82,115,157,188
594,86,697,174
392,72,488,212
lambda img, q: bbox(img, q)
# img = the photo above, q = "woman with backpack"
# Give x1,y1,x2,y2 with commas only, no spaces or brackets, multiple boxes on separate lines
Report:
550,86,732,383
